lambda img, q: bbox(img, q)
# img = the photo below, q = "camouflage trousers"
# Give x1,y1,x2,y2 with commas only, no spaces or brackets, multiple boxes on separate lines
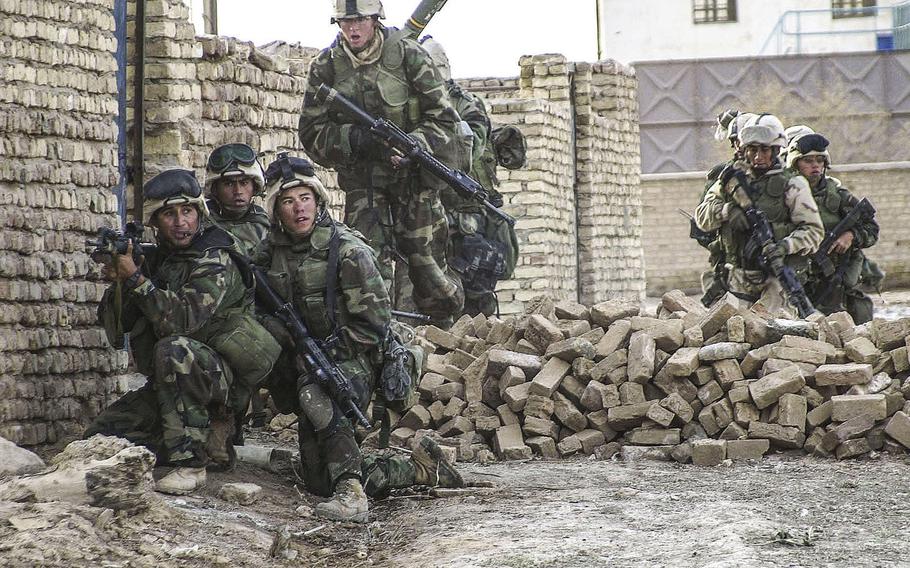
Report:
727,268,796,319
84,336,231,465
343,181,463,324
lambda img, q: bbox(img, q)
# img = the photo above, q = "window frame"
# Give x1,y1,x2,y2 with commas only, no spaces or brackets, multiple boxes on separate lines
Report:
831,0,877,19
692,0,738,25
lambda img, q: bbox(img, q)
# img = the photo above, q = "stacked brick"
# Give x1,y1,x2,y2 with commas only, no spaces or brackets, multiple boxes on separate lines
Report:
392,292,910,465
0,0,130,445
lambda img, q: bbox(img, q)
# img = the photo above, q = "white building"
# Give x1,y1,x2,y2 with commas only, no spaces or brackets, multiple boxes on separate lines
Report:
598,0,910,63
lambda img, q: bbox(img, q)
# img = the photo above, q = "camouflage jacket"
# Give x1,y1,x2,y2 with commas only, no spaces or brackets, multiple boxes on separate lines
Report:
811,176,878,250
696,161,823,269
206,199,270,256
252,222,390,364
298,27,459,189
99,223,257,374
445,80,501,207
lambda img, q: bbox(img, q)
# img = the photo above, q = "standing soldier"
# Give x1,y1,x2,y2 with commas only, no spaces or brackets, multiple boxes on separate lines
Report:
418,36,520,317
254,154,462,523
786,132,879,323
299,0,464,327
695,114,824,317
85,169,280,495
204,143,272,431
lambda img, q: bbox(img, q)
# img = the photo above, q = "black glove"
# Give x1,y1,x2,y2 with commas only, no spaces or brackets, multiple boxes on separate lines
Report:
349,126,379,160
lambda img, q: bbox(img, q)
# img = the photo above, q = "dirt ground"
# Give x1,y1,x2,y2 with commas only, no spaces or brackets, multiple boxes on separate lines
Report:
4,291,910,568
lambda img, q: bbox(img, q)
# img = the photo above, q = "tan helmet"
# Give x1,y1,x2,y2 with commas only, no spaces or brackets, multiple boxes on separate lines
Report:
141,168,209,227
781,124,814,163
203,143,266,196
726,112,756,144
738,113,787,148
713,109,740,142
263,153,331,223
419,36,451,81
786,131,831,170
331,0,385,23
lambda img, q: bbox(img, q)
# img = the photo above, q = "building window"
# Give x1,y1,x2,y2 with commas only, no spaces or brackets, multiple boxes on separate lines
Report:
693,0,737,24
832,0,876,18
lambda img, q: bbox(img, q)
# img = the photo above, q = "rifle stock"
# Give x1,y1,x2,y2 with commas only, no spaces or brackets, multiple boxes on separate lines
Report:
315,84,516,227
250,265,371,428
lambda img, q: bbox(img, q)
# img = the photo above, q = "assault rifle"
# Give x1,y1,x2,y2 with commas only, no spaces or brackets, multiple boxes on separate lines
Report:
250,265,371,428
85,222,155,267
391,309,432,324
314,84,516,227
730,171,817,319
812,197,875,277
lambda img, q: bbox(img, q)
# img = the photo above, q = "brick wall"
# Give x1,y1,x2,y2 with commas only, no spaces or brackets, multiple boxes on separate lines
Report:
642,163,910,295
0,0,130,445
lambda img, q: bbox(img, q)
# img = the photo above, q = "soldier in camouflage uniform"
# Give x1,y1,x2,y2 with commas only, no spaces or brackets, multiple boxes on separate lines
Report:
85,169,280,495
255,154,462,523
298,0,464,327
695,114,824,317
204,143,272,431
418,37,520,317
786,131,879,323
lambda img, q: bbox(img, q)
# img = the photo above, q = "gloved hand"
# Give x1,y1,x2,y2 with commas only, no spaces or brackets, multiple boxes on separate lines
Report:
762,241,788,269
722,203,750,233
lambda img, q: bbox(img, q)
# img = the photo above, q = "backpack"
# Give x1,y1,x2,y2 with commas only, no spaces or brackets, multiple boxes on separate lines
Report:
374,321,424,447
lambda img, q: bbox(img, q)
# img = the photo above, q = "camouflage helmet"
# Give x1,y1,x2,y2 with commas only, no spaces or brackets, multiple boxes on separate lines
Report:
713,109,740,141
419,36,451,82
727,112,756,143
203,143,266,196
264,153,331,223
738,113,787,148
141,169,209,227
331,0,385,23
780,124,814,163
786,132,831,170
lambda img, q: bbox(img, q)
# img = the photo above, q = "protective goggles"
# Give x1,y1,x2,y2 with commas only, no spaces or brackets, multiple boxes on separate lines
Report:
265,153,317,189
796,134,830,155
207,143,258,174
144,169,202,200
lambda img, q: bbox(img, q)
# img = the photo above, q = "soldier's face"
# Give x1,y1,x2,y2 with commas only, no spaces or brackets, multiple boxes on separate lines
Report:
338,16,377,51
154,204,200,248
744,144,774,171
277,186,318,237
214,176,255,214
796,155,826,184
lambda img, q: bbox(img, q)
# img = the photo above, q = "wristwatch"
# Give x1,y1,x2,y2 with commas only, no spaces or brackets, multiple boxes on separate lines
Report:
123,269,143,290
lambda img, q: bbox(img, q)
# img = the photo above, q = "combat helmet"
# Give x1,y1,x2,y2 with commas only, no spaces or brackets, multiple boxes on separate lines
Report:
738,113,786,148
419,36,451,81
264,153,331,226
781,124,814,163
786,132,831,170
331,0,385,23
713,109,740,142
726,112,756,145
141,169,209,227
203,143,266,196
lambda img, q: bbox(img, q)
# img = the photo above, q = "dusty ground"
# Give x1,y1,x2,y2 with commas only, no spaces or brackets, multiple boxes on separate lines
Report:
4,291,910,568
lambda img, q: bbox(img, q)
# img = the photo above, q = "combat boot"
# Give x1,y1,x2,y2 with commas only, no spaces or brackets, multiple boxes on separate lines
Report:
314,478,369,523
206,407,236,470
156,467,207,495
411,437,464,488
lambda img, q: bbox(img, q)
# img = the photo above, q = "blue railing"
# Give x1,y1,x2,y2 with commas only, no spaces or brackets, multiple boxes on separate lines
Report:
760,2,910,55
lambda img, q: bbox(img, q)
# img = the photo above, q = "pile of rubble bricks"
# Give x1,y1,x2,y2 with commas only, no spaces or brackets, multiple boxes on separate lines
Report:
362,291,910,466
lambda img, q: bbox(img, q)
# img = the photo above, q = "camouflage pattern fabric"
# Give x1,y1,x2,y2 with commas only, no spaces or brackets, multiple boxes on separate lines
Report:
88,223,260,465
207,199,270,256
695,160,823,312
253,220,392,494
804,177,879,324
299,27,463,324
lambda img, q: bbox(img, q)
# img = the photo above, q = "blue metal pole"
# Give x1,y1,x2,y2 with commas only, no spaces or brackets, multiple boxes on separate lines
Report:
113,0,127,224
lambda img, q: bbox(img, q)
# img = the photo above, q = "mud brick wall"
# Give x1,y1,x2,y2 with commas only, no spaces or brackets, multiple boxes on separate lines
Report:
0,0,130,446
642,163,910,295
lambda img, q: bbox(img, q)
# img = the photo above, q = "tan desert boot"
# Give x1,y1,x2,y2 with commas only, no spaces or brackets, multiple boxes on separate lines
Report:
314,478,369,523
156,467,207,495
412,437,464,488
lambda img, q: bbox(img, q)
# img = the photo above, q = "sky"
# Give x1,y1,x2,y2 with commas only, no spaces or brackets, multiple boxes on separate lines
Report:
190,0,600,78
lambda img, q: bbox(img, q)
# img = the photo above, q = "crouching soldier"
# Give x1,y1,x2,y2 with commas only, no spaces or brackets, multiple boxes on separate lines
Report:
695,114,823,317
254,154,463,523
85,169,280,495
787,131,879,323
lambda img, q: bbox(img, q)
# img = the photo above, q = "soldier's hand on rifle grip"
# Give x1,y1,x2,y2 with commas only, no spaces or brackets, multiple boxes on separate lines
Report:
722,203,750,233
762,241,788,272
828,230,854,254
103,242,143,283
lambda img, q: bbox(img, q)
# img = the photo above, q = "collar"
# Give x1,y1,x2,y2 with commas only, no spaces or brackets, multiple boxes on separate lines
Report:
341,27,384,68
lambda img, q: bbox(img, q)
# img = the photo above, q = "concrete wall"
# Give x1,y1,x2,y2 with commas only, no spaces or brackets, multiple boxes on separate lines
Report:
642,162,910,295
0,0,130,445
598,0,904,63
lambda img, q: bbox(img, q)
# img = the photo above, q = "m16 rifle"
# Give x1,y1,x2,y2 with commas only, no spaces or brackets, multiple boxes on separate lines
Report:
811,197,875,277
313,84,516,227
249,264,371,429
84,222,153,266
729,170,817,319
